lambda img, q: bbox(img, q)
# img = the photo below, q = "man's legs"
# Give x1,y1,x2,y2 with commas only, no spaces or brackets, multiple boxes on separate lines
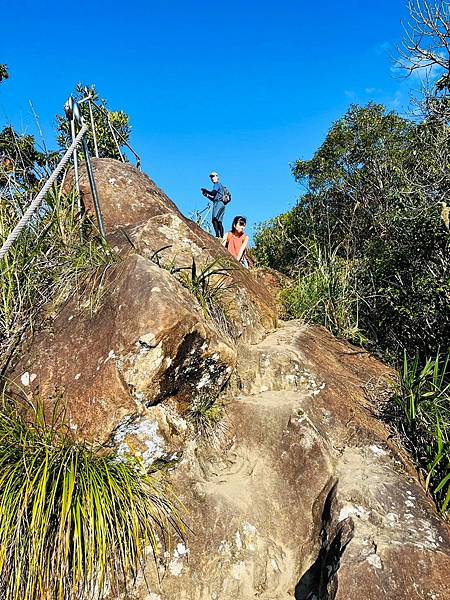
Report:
212,217,222,237
212,202,225,238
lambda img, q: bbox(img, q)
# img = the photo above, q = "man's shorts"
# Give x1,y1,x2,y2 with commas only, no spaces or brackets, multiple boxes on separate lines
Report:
212,200,225,222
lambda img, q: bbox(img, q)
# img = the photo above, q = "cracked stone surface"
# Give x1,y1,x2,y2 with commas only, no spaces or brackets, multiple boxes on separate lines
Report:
12,160,450,598
12,255,236,443
115,322,450,599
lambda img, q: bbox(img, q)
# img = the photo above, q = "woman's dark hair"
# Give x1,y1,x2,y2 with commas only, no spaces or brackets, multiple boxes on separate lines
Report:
231,216,247,233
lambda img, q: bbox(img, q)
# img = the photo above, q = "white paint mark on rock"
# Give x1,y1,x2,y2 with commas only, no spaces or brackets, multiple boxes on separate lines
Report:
168,542,189,576
74,373,81,380
235,531,243,551
367,553,383,569
338,504,368,522
104,349,117,363
21,372,30,386
242,522,257,535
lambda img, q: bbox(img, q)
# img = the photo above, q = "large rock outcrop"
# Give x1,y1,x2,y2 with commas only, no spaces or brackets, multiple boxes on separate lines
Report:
15,253,237,443
15,160,278,442
119,322,450,600
12,161,450,598
74,159,277,343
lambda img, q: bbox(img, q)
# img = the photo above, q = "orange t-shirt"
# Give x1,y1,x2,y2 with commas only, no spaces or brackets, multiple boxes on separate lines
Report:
226,232,248,259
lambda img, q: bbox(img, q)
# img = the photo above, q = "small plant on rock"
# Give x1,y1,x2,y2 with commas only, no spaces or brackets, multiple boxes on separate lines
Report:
179,256,233,318
187,392,227,444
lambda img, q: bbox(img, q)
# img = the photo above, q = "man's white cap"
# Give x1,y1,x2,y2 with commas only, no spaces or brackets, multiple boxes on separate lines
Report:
209,171,219,177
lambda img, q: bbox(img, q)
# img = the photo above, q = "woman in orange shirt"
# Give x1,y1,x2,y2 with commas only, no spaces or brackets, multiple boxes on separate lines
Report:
223,216,249,266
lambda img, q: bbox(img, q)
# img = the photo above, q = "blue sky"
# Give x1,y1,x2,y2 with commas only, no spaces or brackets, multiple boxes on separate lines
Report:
2,0,416,238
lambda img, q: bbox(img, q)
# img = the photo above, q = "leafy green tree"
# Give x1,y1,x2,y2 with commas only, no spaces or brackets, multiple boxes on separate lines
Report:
0,126,47,193
292,104,416,255
0,64,9,83
56,84,131,160
255,102,450,359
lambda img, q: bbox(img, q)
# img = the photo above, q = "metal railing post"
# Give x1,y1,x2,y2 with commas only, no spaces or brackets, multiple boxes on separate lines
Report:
65,97,83,240
90,101,141,169
85,87,99,158
80,135,106,238
71,99,106,239
105,111,124,162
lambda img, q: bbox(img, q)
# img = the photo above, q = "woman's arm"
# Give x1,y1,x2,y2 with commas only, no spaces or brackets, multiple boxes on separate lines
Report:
237,235,249,261
221,232,228,247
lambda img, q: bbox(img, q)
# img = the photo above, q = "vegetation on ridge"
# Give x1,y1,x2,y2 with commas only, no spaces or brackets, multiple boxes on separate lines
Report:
254,0,450,513
0,396,185,600
0,73,191,598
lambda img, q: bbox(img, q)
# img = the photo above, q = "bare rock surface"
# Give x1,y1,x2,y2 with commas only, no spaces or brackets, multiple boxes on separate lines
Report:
115,321,450,600
74,158,277,342
12,162,450,598
13,255,236,443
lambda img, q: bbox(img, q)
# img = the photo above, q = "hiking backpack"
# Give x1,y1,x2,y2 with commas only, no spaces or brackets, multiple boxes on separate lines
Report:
222,186,232,205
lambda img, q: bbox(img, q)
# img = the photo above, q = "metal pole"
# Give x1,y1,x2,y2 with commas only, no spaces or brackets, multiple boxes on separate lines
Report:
87,97,99,158
70,119,81,199
80,136,106,238
65,97,83,240
105,112,124,162
91,103,141,168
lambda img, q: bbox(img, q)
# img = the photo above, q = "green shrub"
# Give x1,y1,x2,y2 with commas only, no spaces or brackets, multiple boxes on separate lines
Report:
0,398,185,600
255,103,450,362
280,240,365,345
391,351,450,513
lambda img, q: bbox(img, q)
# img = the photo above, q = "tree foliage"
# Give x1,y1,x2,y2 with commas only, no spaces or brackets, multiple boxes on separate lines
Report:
0,64,8,83
254,1,450,512
0,126,47,192
56,84,131,160
255,102,450,360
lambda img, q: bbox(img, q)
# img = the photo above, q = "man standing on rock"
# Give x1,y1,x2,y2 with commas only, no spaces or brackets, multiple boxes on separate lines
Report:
201,171,226,238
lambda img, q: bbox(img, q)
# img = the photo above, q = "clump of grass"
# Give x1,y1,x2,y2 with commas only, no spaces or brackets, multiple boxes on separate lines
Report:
178,257,233,319
187,393,227,445
280,240,366,345
390,350,450,513
0,396,185,600
0,183,118,372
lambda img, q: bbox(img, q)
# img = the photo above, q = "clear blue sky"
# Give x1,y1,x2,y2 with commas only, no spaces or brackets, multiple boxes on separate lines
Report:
2,0,415,238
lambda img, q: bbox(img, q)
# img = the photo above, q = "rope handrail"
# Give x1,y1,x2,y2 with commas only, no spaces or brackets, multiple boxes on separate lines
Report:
0,123,88,261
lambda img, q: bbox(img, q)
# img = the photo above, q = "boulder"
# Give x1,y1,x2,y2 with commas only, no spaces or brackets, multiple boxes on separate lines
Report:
111,322,450,599
12,160,450,598
72,158,277,342
14,255,236,443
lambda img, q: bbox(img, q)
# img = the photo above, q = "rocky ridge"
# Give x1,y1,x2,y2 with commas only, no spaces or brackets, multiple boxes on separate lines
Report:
12,160,450,599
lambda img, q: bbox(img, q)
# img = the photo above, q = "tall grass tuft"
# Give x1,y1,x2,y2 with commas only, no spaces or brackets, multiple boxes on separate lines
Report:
391,351,450,513
280,240,366,344
0,182,117,372
0,397,185,600
178,257,233,318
